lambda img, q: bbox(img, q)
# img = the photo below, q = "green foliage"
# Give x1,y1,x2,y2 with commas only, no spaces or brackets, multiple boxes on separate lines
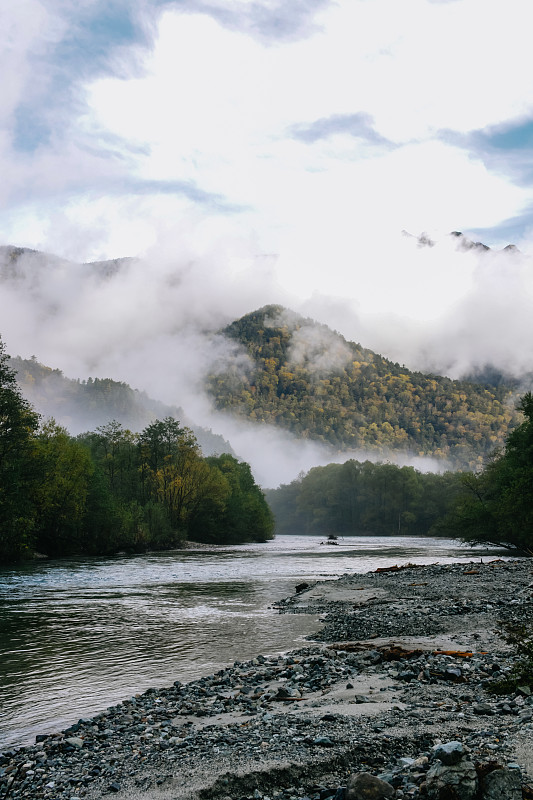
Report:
266,459,464,537
0,333,272,561
190,454,274,544
0,338,40,560
444,392,533,554
80,468,132,555
138,417,207,537
208,305,517,469
33,421,95,556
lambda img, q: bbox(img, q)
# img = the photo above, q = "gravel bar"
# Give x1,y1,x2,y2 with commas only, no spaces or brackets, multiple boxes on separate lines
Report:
2,558,533,799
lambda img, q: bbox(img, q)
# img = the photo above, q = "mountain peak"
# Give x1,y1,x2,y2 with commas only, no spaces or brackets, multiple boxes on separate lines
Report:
209,306,518,469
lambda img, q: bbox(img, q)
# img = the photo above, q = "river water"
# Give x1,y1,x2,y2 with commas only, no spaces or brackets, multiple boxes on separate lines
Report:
0,535,505,751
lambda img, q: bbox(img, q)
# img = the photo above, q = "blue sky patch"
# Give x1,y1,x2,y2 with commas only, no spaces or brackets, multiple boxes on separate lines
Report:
468,209,533,248
483,119,533,151
13,108,52,154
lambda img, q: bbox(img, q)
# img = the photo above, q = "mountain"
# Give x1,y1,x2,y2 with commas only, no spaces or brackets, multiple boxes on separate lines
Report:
0,245,136,279
12,356,235,457
405,229,521,254
207,305,519,468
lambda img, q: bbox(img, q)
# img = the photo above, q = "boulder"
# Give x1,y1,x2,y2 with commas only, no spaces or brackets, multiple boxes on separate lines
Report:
346,772,394,799
425,759,478,800
64,737,84,749
433,741,465,766
481,767,522,800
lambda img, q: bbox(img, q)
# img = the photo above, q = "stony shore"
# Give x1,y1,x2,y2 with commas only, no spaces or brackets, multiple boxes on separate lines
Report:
2,558,533,800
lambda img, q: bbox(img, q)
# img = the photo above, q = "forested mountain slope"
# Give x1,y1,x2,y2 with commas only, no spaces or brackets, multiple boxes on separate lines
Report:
208,305,519,468
12,356,234,457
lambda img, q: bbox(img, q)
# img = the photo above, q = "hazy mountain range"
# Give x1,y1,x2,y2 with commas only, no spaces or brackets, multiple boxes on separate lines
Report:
10,304,524,475
12,355,234,458
2,240,531,485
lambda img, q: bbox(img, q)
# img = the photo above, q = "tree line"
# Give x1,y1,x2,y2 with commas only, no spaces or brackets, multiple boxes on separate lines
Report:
0,338,273,563
267,393,533,555
266,460,464,538
442,393,533,555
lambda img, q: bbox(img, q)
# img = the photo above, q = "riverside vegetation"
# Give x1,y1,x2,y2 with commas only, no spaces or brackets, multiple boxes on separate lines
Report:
3,326,533,561
266,391,533,556
11,353,234,456
0,336,273,563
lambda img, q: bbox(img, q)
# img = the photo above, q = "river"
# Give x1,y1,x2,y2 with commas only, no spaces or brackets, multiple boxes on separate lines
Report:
0,535,506,751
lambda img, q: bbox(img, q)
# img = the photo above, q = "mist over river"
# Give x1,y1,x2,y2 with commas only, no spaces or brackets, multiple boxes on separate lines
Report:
0,535,507,751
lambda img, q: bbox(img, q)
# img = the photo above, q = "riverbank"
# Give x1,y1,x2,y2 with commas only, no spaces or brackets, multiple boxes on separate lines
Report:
2,558,533,799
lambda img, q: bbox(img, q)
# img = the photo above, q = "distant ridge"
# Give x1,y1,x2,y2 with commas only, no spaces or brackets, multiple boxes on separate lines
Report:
1,243,526,469
12,356,235,457
0,244,137,281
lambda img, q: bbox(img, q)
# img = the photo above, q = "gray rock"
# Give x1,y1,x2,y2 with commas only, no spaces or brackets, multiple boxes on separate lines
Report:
425,759,478,800
481,767,522,800
445,667,462,680
64,737,84,749
433,741,465,765
473,702,494,715
346,772,394,799
397,757,415,768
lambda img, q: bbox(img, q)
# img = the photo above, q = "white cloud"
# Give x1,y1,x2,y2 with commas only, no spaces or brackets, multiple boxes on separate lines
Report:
3,0,533,262
0,1,63,127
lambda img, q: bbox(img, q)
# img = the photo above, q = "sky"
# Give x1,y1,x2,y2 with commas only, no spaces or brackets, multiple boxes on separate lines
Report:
3,0,533,257
2,0,533,484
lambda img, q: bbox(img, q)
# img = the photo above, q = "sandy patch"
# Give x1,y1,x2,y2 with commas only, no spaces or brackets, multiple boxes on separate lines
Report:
293,583,386,607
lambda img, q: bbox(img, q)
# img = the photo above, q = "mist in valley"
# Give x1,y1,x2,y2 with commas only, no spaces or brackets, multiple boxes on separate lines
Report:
2,233,529,488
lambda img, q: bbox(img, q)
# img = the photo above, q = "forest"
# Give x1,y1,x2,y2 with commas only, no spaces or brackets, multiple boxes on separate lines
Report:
3,316,532,562
441,393,533,556
0,338,273,563
267,392,533,555
209,305,518,469
266,460,464,538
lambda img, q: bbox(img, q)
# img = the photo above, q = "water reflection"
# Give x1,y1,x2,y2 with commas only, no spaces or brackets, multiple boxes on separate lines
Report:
0,535,507,750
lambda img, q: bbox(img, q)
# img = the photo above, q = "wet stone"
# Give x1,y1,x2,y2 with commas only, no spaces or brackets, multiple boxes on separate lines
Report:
473,703,494,716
